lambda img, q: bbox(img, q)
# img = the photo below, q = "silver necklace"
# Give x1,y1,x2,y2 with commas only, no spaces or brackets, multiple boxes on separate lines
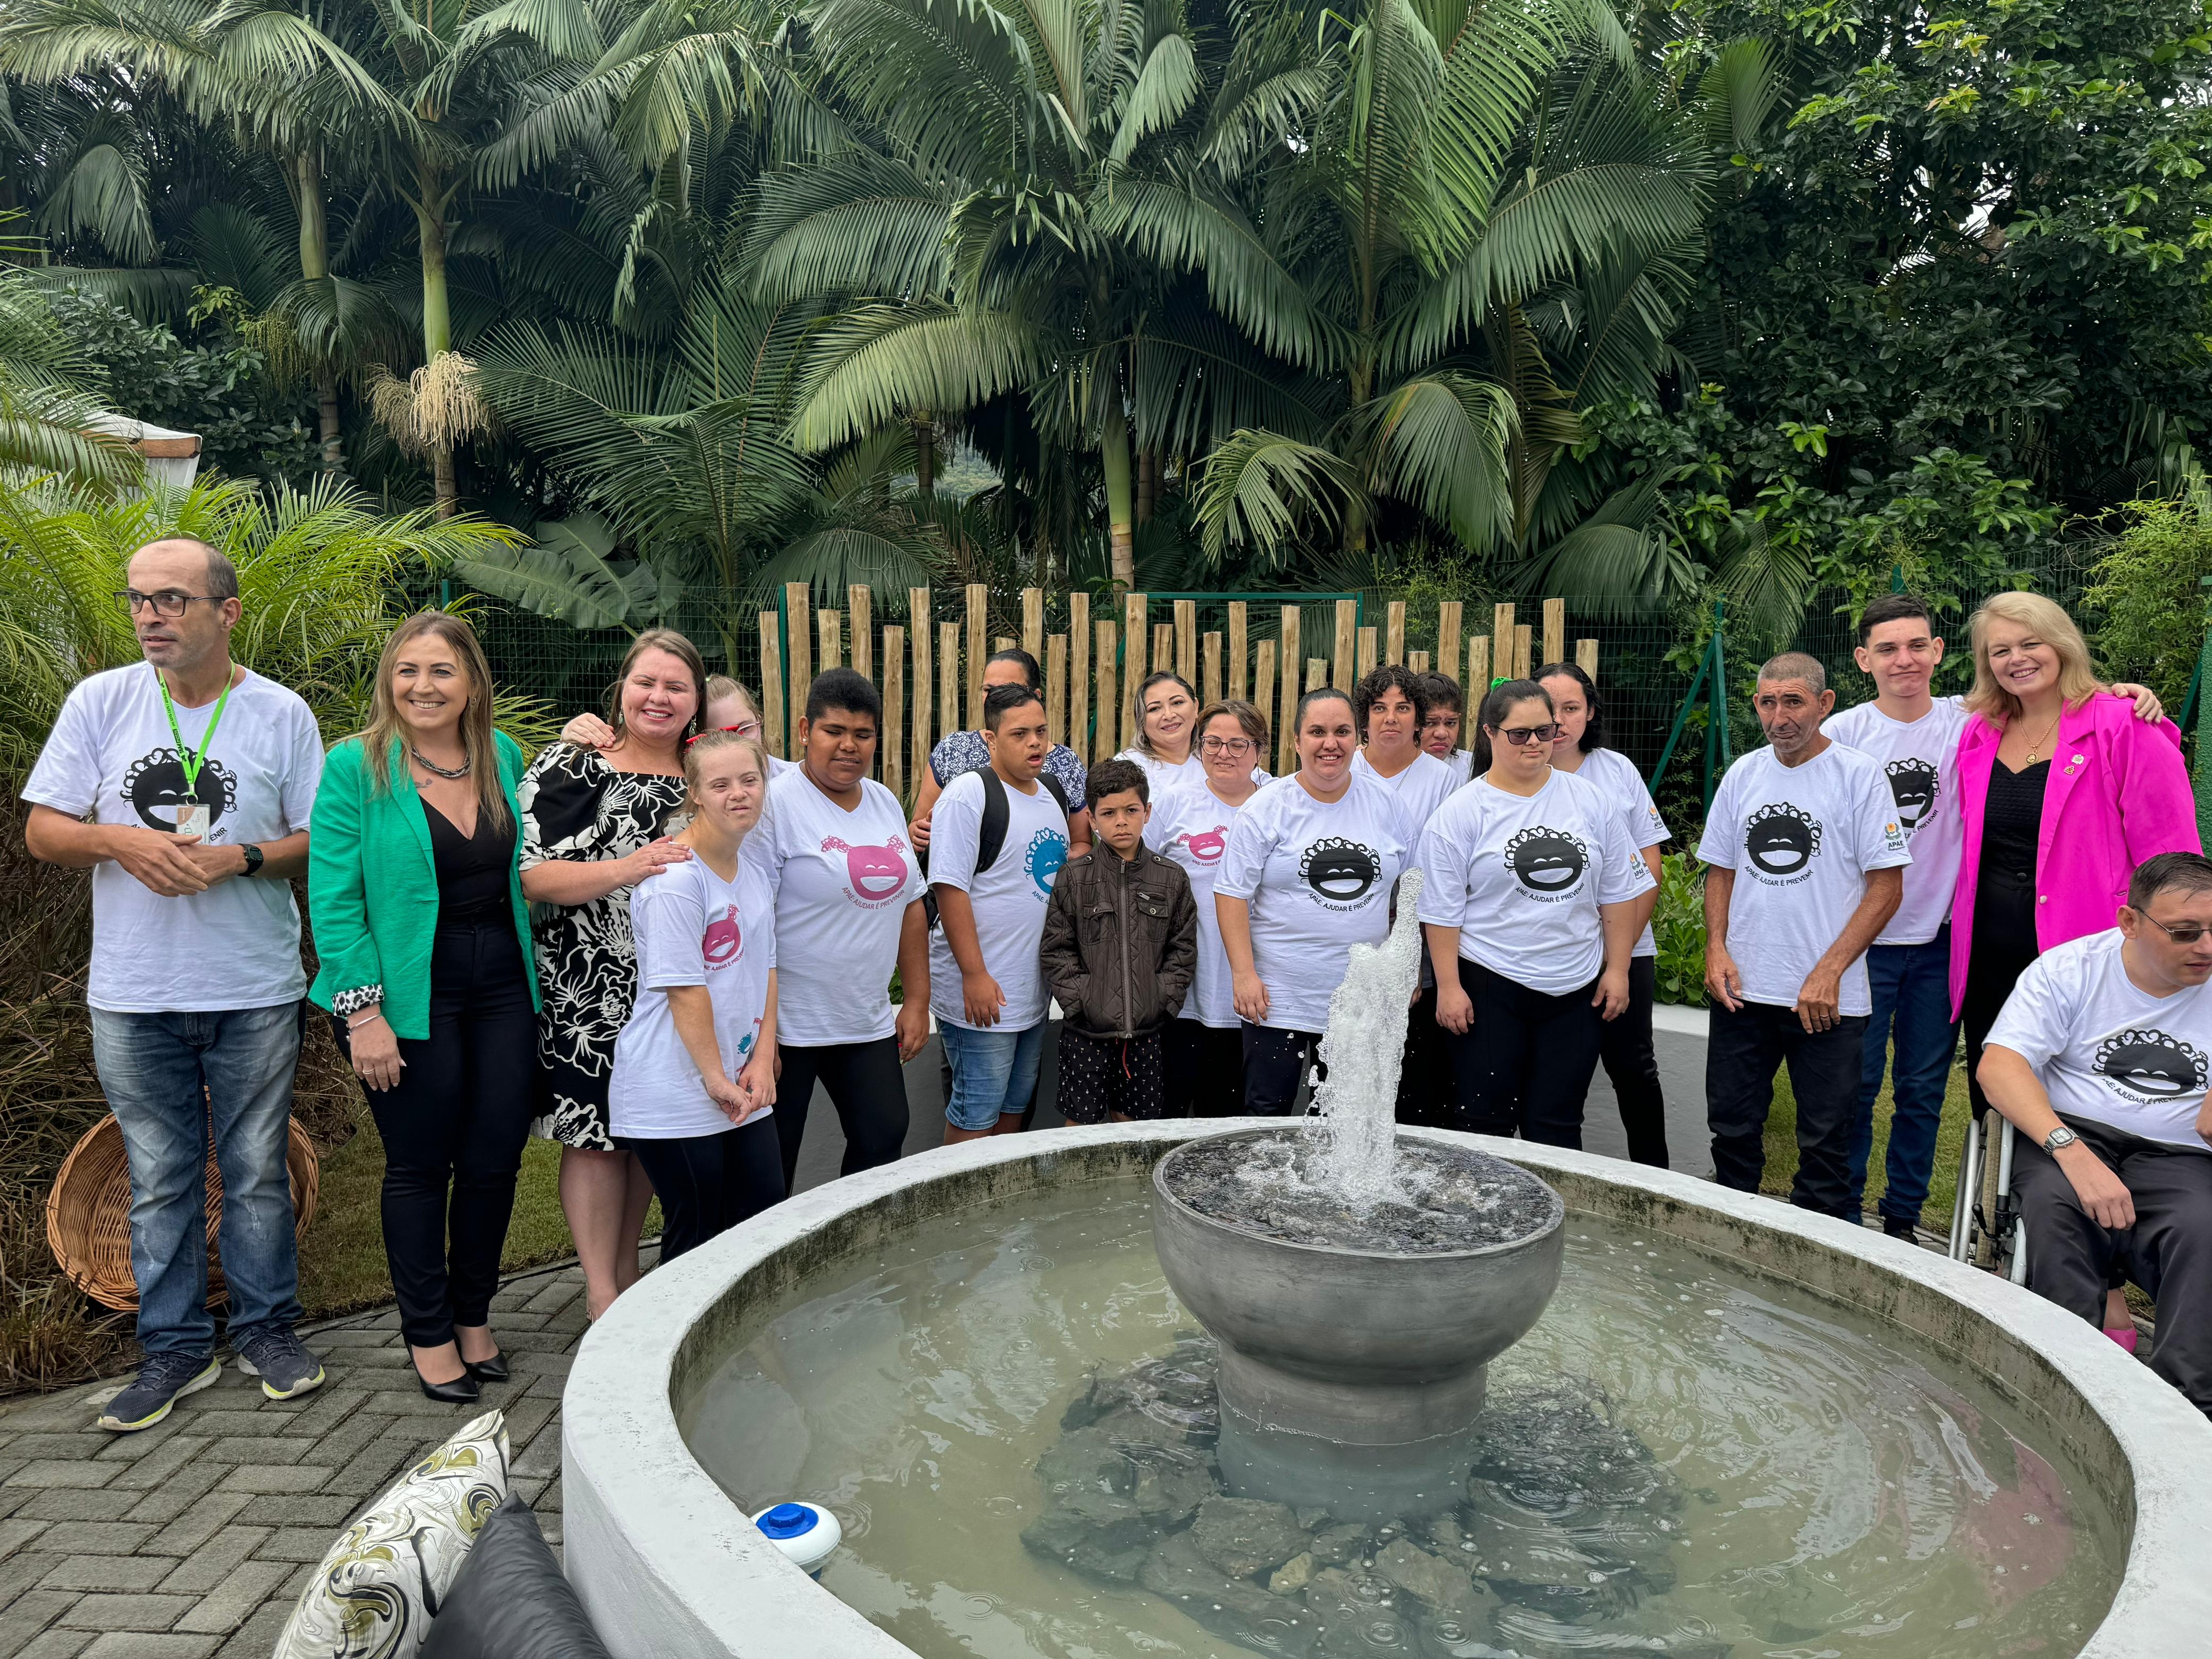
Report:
410,746,472,780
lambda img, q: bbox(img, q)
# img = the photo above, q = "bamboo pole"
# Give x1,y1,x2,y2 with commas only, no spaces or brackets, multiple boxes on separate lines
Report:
1490,603,1513,691
965,583,987,728
939,621,961,742
1333,599,1356,690
1543,597,1565,670
1046,633,1068,748
1123,592,1149,752
1277,606,1302,775
1095,620,1119,761
1202,632,1223,705
849,584,872,680
882,625,904,798
1385,601,1405,666
818,608,841,671
1438,601,1463,682
758,610,785,761
1576,638,1600,681
1307,658,1329,713
785,583,811,758
1228,601,1249,702
1254,641,1277,750
1022,587,1044,661
909,588,933,790
1069,592,1091,761
1514,622,1533,681
1175,599,1197,684
1408,650,1430,675
1355,627,1377,680
1150,621,1171,676
1468,634,1490,691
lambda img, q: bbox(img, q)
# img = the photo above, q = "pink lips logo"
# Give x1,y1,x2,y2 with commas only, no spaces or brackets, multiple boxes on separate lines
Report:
1178,826,1228,864
701,905,742,966
823,835,909,900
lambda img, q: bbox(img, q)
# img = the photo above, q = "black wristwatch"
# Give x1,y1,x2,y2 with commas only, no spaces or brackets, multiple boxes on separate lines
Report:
239,843,264,877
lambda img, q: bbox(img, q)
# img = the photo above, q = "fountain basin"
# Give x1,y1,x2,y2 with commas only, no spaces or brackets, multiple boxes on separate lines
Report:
1153,1128,1563,1515
562,1122,2212,1659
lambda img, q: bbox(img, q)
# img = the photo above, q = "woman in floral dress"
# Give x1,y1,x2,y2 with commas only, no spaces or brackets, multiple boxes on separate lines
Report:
519,629,705,1317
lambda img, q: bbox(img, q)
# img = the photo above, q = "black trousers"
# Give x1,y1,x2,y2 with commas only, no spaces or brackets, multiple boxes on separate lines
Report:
1058,1028,1167,1123
773,1036,910,1189
2012,1117,2212,1417
1396,986,1457,1130
1445,959,1603,1149
340,918,538,1350
1164,1021,1246,1117
625,1117,785,1263
1706,999,1867,1218
1601,958,1669,1167
1963,881,2039,1121
1242,1024,1323,1115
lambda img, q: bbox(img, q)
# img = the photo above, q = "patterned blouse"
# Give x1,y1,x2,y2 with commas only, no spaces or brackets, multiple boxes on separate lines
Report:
929,730,1089,808
516,743,687,1147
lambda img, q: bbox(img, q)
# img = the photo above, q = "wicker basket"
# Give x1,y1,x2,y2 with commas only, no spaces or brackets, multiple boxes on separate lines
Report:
45,1115,321,1313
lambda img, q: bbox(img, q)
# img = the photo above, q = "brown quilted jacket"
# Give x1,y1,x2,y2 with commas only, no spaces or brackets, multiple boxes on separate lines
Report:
1038,843,1199,1038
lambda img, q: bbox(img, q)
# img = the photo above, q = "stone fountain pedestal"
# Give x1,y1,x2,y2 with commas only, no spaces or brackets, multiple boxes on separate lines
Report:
1152,1127,1566,1520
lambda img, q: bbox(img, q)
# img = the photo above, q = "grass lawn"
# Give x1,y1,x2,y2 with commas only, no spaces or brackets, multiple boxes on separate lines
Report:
1758,1042,1973,1231
295,1100,660,1322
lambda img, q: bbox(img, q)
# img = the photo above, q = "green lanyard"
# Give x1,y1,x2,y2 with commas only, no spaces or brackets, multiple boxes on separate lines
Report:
156,666,234,803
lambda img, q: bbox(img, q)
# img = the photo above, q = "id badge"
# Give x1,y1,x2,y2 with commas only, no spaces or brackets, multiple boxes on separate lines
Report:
175,803,211,841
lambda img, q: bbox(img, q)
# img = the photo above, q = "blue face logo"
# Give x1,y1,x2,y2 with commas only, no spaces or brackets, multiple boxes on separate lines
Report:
1026,828,1068,895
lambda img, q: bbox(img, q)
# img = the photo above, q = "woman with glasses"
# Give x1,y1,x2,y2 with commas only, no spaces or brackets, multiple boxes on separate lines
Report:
1145,700,1271,1115
1415,680,1654,1147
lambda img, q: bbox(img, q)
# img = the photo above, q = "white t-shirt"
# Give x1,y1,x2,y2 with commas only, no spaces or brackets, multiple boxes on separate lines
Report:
24,663,324,1013
610,854,776,1139
1145,780,1259,1029
1823,697,1969,947
1417,770,1656,995
1352,749,1463,845
1697,743,1913,1016
1988,929,2212,1150
1214,773,1414,1033
1114,747,1269,801
752,769,920,1045
1560,747,1670,958
926,768,1069,1030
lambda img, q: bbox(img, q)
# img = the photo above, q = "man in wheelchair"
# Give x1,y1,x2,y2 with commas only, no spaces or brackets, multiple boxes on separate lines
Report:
1979,850,2212,1419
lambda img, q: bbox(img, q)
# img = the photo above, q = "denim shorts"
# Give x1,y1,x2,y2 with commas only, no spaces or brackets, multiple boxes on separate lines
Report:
939,1020,1046,1132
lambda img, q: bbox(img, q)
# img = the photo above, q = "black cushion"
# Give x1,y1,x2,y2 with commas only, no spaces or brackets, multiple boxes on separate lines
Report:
421,1493,613,1659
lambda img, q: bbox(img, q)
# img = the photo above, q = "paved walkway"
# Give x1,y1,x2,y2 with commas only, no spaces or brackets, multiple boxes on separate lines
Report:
0,1025,1717,1658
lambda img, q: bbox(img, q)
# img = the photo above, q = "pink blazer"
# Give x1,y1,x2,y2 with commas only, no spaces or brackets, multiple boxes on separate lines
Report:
1949,692,2199,1017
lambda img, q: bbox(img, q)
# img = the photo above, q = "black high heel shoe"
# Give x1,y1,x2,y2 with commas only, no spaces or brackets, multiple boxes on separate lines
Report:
414,1365,481,1404
463,1352,508,1384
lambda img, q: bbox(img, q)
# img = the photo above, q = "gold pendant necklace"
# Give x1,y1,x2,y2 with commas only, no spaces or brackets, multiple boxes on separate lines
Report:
2023,715,2060,765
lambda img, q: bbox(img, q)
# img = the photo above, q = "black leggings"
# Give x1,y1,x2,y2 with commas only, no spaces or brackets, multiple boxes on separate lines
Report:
773,1037,910,1189
1165,1021,1246,1117
1396,986,1456,1130
1963,883,2039,1121
1599,958,1668,1167
339,918,538,1350
1445,958,1603,1148
625,1118,786,1263
1242,1024,1324,1116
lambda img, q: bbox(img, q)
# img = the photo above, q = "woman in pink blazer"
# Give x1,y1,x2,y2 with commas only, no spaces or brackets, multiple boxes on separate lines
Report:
1952,591,2200,1118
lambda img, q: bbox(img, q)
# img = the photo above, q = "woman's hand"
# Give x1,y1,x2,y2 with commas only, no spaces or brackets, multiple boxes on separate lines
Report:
894,995,930,1062
559,712,619,749
734,1046,778,1121
617,836,691,884
1592,966,1630,1022
348,1010,404,1093
1433,980,1473,1035
705,1069,751,1122
1231,968,1270,1024
906,811,932,851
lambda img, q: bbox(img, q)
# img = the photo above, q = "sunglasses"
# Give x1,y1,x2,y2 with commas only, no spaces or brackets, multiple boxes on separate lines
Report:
2135,911,2212,945
1489,723,1560,747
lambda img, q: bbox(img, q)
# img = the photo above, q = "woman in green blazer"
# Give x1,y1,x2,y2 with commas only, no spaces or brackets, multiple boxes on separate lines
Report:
309,611,540,1405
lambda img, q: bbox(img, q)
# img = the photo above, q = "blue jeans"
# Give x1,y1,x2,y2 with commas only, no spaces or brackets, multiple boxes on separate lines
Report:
940,1021,1046,1132
1846,926,1959,1224
89,1002,305,1356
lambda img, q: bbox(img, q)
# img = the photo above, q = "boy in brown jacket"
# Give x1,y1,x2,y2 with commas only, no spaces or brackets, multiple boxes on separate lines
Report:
1040,759,1199,1122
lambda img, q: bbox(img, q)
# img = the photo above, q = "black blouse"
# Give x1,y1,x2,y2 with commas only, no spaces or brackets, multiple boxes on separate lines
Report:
1978,758,2048,895
424,797,516,921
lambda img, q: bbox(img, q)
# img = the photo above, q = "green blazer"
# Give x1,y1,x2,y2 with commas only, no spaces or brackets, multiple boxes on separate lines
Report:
307,731,540,1040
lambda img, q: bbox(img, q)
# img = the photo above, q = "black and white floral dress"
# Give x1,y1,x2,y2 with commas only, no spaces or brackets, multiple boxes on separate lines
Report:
517,744,688,1149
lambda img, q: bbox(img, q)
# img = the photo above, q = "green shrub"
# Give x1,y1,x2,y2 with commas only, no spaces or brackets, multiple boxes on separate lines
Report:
2083,498,2212,713
1650,849,1707,1008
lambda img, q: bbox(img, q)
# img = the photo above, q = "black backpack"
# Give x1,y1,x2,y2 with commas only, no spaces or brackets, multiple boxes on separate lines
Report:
921,766,1073,928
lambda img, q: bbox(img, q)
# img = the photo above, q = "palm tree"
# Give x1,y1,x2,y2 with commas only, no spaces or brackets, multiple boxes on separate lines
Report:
0,266,141,487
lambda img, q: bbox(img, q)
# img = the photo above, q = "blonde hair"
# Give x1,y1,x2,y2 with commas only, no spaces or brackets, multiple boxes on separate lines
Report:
361,611,509,833
704,674,752,716
1965,591,2103,724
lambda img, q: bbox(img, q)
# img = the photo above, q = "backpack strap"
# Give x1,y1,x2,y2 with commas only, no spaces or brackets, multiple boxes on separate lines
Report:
974,765,1013,874
1037,770,1072,819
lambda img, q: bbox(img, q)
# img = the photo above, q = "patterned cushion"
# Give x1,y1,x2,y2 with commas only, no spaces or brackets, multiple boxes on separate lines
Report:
273,1409,510,1659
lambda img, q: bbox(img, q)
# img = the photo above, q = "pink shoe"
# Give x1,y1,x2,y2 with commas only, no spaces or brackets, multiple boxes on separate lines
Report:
2103,1326,2139,1355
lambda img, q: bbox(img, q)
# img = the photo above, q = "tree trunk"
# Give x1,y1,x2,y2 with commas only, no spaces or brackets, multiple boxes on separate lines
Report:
318,373,342,473
296,150,344,474
915,414,935,497
1102,401,1136,590
417,198,457,518
1137,447,1156,525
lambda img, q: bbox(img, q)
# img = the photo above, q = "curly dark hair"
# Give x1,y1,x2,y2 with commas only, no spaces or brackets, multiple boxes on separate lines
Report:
1085,756,1149,809
1353,664,1431,734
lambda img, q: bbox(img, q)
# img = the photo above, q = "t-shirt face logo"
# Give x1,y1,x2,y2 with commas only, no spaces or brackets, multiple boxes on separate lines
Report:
1503,826,1589,893
2094,1028,2208,1100
1026,828,1068,896
1884,758,1940,830
1174,826,1229,864
1301,836,1380,902
702,904,743,967
823,834,909,901
122,749,237,832
1745,802,1822,877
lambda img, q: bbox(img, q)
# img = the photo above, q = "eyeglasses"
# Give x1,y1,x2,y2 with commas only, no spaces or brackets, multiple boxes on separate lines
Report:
1490,723,1560,747
117,590,222,618
686,723,761,746
2134,911,2212,945
1200,736,1255,756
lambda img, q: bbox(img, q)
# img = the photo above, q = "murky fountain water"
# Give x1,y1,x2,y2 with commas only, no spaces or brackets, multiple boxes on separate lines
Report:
682,1182,2122,1658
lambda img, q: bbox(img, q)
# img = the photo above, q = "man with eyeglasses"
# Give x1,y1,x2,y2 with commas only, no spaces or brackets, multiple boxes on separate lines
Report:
1697,653,1910,1218
1980,851,2212,1418
24,538,328,1429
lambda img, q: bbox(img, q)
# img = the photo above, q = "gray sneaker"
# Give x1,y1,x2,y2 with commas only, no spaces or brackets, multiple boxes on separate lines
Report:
234,1329,327,1401
97,1352,222,1432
